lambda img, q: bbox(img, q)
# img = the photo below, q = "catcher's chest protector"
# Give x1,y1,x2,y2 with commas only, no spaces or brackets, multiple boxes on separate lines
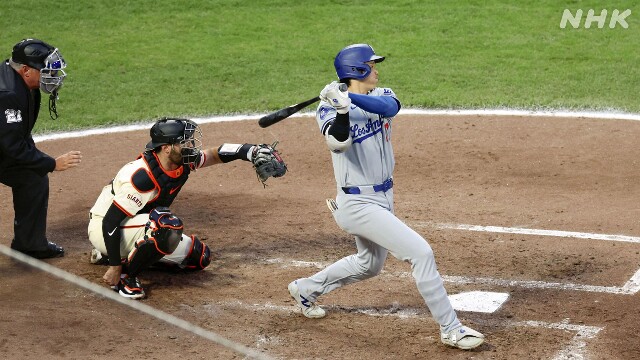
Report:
137,152,190,214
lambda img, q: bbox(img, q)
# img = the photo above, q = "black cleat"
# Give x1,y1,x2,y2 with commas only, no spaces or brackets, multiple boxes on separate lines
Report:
17,242,65,259
116,275,145,299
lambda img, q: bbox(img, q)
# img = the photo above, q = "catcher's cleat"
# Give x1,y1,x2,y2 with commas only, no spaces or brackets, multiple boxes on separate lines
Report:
116,275,145,299
288,280,326,319
440,325,485,350
90,248,109,265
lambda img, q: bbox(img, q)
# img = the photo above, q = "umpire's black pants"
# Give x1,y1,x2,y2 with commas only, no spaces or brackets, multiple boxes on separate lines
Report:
0,168,50,252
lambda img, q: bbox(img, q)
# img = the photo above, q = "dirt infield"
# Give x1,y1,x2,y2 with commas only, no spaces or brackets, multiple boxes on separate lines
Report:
1,114,639,360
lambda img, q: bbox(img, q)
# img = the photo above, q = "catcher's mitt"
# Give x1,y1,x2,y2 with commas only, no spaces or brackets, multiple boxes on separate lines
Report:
251,141,287,186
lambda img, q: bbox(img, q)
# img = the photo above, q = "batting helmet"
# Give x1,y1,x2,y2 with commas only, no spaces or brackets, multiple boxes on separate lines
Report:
146,118,203,165
334,44,385,80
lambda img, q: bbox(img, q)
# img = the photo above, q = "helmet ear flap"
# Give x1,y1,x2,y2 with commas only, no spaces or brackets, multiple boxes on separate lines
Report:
334,43,384,80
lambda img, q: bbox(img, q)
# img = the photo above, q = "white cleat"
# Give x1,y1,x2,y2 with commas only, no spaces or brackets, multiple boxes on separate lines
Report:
288,280,326,319
90,248,107,264
441,325,485,350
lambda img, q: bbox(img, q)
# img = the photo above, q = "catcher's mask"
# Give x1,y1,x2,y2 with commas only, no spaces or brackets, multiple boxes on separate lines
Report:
146,118,203,166
12,38,67,119
334,44,385,81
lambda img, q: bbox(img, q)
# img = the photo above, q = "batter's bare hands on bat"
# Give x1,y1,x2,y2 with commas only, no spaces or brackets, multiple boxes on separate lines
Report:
320,81,350,114
55,150,82,171
103,265,122,286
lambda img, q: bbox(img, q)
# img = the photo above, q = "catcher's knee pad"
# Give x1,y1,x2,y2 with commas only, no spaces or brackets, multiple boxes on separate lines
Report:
127,207,184,276
182,235,211,271
146,207,184,254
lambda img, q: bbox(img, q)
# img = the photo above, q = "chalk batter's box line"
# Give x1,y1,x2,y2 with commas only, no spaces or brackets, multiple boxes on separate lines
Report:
219,300,603,360
415,223,640,294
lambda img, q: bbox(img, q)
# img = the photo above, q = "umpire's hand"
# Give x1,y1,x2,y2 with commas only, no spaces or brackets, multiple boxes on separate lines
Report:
55,150,82,171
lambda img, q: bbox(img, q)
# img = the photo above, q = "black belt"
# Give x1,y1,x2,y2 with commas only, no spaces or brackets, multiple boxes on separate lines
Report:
342,178,393,195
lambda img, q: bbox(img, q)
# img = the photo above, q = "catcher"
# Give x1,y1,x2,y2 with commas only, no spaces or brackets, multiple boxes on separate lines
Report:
87,117,286,299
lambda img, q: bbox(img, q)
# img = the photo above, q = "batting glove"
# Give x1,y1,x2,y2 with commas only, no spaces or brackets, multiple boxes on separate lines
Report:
320,81,350,114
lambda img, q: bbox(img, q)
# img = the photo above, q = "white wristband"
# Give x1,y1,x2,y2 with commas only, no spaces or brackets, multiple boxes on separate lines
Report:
246,146,255,161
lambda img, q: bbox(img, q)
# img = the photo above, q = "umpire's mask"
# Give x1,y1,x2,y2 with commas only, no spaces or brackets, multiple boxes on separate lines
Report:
40,48,67,95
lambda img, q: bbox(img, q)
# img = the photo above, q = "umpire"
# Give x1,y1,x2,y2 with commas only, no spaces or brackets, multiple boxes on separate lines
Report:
0,38,82,259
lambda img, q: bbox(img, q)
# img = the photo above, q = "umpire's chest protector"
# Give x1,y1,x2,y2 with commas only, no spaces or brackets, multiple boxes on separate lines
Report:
0,62,42,170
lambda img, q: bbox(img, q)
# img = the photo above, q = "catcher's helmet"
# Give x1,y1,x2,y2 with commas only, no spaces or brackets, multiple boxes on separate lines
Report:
146,118,203,165
334,44,385,80
12,38,67,95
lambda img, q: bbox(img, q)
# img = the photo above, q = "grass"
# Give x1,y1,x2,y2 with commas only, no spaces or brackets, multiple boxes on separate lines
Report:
0,0,638,133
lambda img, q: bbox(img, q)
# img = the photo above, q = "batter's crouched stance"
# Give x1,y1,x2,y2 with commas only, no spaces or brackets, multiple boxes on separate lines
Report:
287,44,485,350
88,118,286,299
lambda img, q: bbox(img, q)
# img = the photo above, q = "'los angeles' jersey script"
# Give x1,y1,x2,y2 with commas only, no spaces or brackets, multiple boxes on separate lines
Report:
316,87,398,188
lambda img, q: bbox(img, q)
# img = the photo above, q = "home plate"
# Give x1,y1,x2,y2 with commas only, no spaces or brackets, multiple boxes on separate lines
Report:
448,291,509,313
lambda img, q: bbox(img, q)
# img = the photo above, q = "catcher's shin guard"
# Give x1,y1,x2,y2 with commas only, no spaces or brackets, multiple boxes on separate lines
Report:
182,235,211,270
127,236,174,276
128,207,184,276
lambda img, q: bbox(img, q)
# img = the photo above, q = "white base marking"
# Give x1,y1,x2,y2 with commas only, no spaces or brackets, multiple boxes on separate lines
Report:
443,274,638,295
220,300,602,360
429,223,640,244
266,257,640,295
622,267,640,293
448,291,509,313
511,318,602,360
422,223,640,294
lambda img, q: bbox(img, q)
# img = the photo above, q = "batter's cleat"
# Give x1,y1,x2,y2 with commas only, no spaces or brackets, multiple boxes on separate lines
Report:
116,275,145,299
90,248,109,265
288,280,326,319
440,325,485,350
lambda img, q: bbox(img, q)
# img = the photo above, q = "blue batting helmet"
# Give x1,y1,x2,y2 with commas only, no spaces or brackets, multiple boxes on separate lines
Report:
334,44,385,80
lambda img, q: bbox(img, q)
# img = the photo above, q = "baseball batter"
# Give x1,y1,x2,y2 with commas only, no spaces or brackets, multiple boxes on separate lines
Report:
88,118,286,299
287,44,485,350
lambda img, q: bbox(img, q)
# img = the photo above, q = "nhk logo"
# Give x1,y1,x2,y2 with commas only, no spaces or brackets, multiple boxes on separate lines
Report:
560,9,631,29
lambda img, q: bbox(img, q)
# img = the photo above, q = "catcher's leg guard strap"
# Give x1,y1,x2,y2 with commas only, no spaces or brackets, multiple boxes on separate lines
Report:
127,238,166,276
127,225,182,276
182,235,211,270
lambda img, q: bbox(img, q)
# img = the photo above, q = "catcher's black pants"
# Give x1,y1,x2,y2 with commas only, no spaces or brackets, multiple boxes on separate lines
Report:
0,168,50,252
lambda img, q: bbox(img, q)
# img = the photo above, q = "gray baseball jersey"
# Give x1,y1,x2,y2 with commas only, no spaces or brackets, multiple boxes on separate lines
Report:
316,87,396,189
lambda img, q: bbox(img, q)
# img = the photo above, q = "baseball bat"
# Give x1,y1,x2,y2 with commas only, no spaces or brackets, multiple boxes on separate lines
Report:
258,83,347,128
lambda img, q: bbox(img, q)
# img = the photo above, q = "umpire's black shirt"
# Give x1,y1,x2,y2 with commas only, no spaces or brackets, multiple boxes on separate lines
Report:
0,60,56,176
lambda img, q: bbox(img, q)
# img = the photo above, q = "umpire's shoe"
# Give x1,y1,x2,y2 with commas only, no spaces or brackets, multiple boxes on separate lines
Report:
440,324,485,350
14,241,64,259
288,280,326,318
116,275,145,299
